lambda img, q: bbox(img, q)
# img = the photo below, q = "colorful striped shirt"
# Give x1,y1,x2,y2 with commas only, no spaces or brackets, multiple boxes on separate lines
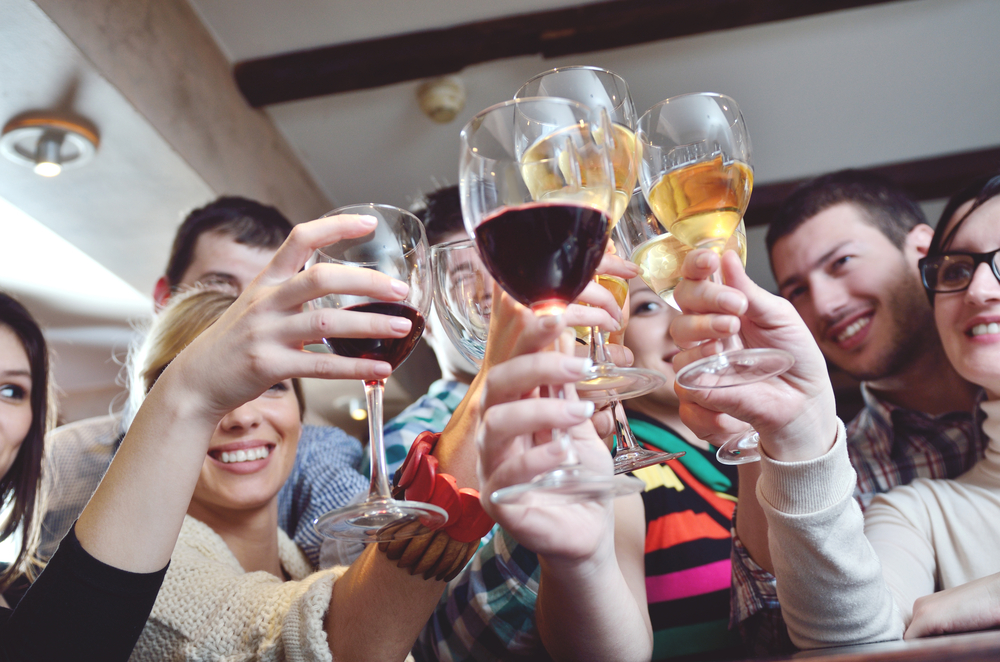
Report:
730,384,985,656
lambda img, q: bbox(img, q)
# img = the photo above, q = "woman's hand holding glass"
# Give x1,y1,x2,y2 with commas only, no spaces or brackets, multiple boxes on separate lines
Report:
670,249,838,462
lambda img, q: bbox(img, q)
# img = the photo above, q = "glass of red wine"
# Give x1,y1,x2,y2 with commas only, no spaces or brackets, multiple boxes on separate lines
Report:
307,204,448,541
460,97,644,505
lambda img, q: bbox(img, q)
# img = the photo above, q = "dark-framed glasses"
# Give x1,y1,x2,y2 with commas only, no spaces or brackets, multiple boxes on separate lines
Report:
919,249,1000,294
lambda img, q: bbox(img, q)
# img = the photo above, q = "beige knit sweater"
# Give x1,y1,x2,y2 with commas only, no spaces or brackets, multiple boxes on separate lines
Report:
759,403,1000,649
129,515,348,661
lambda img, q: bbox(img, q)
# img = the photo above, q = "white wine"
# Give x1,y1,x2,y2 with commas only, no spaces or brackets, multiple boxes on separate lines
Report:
573,274,628,343
521,124,636,227
646,156,752,250
631,223,747,305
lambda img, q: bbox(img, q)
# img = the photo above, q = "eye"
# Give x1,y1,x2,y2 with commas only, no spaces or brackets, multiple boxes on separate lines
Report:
0,384,26,401
632,300,662,316
938,258,975,288
267,382,290,393
830,254,853,271
784,285,808,302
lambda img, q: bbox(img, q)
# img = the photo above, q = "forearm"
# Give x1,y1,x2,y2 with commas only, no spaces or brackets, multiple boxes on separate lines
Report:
434,373,485,489
75,368,221,573
328,545,446,661
735,461,773,574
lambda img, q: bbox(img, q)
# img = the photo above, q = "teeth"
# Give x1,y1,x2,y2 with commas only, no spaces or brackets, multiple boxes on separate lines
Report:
971,323,1000,337
218,446,270,463
837,317,870,343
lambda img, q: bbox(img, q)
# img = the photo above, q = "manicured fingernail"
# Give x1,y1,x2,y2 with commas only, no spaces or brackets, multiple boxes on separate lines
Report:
718,292,746,314
374,362,392,378
567,401,596,418
695,252,713,269
712,316,738,334
541,315,560,330
359,215,378,227
390,279,409,297
390,317,412,333
562,357,593,376
546,440,568,456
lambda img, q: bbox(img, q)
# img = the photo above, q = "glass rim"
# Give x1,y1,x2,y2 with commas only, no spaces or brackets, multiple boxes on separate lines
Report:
638,92,742,131
431,237,476,254
460,96,596,144
514,65,632,115
314,202,424,265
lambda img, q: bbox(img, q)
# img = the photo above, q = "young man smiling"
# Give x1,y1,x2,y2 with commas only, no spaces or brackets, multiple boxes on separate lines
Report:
731,170,984,653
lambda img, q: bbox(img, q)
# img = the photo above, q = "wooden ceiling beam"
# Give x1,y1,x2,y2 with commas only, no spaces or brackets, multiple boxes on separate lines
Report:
234,0,913,107
745,145,1000,228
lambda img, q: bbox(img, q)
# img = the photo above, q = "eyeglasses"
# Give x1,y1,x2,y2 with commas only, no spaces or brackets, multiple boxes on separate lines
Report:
919,249,1000,294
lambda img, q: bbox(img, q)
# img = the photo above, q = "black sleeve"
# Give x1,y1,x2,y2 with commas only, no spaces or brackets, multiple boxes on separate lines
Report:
0,524,168,662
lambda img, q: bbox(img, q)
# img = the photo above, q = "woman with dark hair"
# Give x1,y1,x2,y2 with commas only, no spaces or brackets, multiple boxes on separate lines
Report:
0,292,52,606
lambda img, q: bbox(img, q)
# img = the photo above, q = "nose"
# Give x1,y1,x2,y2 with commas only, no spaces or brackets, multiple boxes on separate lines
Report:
963,262,1000,305
218,401,263,433
809,275,850,321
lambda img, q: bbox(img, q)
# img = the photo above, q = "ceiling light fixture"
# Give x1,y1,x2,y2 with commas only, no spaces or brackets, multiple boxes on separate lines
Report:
1,115,99,178
417,76,466,123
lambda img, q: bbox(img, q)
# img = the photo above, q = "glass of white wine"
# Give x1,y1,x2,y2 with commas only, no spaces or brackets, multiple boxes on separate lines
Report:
636,93,793,464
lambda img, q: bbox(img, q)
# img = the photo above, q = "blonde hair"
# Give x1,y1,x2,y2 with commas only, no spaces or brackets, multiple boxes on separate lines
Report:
125,289,303,429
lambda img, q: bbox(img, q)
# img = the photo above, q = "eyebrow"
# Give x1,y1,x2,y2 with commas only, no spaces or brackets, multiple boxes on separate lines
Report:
0,369,30,378
777,240,853,292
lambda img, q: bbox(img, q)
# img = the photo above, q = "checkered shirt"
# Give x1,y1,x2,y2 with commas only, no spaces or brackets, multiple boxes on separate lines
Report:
380,379,469,477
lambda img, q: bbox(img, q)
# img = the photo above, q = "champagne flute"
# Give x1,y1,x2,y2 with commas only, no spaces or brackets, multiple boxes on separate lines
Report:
516,65,663,402
460,97,643,504
637,93,792,464
308,204,448,540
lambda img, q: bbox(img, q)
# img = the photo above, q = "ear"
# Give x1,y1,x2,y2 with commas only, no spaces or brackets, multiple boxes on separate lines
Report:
904,224,935,264
152,277,172,311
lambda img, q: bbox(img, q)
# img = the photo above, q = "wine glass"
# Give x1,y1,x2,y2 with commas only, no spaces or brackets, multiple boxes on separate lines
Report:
460,96,644,503
620,185,748,312
307,204,448,540
637,93,791,465
516,65,663,402
430,238,493,367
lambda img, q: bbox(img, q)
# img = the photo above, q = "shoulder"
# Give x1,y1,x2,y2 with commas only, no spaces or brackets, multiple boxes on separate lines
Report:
45,414,121,453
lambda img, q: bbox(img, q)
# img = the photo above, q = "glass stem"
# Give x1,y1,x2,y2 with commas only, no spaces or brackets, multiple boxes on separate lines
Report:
364,379,392,500
611,399,639,455
590,324,610,366
709,268,742,353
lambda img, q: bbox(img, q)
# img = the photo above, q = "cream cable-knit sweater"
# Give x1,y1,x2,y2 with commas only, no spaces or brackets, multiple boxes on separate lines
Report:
758,403,1000,649
129,515,348,661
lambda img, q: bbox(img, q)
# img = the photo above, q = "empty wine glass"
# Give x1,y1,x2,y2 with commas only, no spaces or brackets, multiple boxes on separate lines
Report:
308,204,448,540
430,238,493,367
460,96,643,503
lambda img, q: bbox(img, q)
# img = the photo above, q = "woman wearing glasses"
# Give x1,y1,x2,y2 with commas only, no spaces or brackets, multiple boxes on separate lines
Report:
666,171,1000,647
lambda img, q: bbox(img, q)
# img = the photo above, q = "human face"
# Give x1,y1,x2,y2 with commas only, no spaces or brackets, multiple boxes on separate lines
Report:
0,325,32,479
189,381,301,515
771,203,934,381
178,231,276,295
426,232,486,381
933,197,1000,397
624,280,679,410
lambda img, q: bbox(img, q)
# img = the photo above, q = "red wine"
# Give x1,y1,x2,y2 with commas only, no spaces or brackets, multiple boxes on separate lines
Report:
323,302,425,371
474,202,609,310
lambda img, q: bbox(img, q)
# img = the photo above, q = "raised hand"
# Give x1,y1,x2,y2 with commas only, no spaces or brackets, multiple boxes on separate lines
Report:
670,249,838,461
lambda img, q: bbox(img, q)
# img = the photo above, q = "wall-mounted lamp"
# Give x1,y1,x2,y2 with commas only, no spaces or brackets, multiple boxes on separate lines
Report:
417,76,466,123
1,115,99,178
334,395,368,421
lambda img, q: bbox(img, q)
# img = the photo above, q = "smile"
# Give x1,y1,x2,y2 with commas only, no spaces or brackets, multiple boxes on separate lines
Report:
970,322,1000,337
208,444,273,464
836,316,870,344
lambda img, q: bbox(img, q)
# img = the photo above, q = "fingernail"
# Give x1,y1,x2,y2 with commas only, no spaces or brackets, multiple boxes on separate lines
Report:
718,292,746,314
390,280,409,297
541,315,560,330
359,215,378,227
546,440,567,456
567,401,596,418
390,317,412,333
695,252,713,269
562,357,593,376
711,316,738,334
373,362,392,378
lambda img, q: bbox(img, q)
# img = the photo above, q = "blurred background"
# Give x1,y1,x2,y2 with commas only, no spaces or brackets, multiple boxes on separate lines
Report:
2,0,998,435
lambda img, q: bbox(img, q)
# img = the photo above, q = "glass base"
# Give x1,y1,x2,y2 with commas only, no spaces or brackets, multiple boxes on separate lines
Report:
716,430,761,465
490,466,643,506
676,348,795,389
576,364,666,404
613,447,685,475
313,497,448,543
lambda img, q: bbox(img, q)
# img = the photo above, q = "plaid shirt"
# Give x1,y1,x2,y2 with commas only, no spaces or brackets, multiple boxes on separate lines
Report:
380,379,469,477
39,415,367,568
730,384,984,656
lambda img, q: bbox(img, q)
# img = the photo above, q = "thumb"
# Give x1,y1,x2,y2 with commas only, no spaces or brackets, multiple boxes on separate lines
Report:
719,250,791,330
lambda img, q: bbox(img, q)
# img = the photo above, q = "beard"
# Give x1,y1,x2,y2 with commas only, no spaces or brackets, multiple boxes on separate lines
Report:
838,271,938,383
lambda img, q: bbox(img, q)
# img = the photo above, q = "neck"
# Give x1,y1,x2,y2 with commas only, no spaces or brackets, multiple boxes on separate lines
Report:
866,342,978,415
626,398,709,452
187,498,283,578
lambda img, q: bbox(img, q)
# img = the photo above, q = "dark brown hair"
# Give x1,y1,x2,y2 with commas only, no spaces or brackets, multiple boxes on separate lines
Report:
766,170,927,258
0,292,52,590
929,171,1000,257
411,185,467,246
164,197,293,289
